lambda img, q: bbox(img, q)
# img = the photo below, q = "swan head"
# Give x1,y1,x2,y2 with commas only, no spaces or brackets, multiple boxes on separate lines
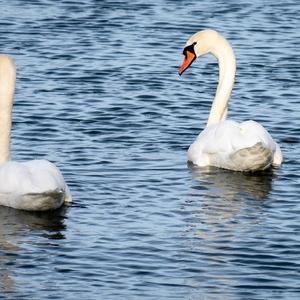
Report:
179,29,221,75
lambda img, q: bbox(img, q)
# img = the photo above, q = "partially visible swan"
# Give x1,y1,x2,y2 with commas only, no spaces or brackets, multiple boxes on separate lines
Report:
0,54,71,211
179,30,282,171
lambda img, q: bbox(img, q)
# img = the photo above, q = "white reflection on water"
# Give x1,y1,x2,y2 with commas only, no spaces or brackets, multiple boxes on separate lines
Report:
189,164,274,201
0,206,68,295
181,166,276,298
183,164,277,249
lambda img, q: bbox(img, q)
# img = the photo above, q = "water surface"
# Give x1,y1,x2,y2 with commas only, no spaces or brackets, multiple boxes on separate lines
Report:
1,0,300,299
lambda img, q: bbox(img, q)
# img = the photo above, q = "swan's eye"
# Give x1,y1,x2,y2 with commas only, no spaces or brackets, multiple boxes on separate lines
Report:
183,43,196,57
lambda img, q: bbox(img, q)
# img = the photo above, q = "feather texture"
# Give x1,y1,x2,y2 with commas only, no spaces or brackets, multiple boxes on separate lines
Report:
188,120,281,171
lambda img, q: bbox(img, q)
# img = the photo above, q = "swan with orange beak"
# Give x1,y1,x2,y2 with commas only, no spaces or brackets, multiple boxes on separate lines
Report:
178,29,282,171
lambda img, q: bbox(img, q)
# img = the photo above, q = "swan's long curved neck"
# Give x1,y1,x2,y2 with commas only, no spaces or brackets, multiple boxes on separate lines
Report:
0,55,15,163
206,36,236,127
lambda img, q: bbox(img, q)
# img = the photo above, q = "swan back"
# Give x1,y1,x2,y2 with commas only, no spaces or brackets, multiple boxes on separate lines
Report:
0,160,71,211
188,120,280,171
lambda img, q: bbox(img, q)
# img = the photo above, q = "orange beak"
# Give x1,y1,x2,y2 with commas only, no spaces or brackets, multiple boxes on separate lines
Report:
178,51,196,75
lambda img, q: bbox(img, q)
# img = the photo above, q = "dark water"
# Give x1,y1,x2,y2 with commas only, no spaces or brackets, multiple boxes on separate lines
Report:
1,0,300,299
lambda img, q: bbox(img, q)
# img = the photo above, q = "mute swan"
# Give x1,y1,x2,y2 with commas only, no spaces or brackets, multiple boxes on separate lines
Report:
0,54,71,211
179,30,282,171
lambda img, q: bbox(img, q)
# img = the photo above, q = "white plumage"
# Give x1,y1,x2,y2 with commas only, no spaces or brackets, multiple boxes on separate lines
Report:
179,30,282,171
0,54,71,211
188,120,282,171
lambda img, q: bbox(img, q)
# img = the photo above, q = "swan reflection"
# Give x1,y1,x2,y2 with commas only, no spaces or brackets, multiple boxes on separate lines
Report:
183,166,277,297
0,206,68,294
185,164,275,243
189,163,274,201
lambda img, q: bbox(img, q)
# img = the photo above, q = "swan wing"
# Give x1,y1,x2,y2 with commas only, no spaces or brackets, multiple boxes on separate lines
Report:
0,160,71,211
188,120,281,171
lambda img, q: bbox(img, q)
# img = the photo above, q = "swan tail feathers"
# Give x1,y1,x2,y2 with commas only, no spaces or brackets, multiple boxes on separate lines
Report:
272,143,283,166
64,185,72,203
230,142,273,172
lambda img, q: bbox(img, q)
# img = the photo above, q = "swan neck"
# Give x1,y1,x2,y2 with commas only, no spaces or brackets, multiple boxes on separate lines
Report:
206,37,236,127
0,55,16,163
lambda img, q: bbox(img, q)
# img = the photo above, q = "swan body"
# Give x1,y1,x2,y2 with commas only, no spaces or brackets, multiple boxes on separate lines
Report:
179,30,282,171
0,54,71,211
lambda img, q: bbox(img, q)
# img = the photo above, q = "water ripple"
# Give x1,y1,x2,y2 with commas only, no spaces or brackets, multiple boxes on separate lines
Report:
1,0,300,299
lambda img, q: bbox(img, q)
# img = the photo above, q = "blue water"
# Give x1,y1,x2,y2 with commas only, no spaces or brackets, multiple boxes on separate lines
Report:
1,0,300,299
